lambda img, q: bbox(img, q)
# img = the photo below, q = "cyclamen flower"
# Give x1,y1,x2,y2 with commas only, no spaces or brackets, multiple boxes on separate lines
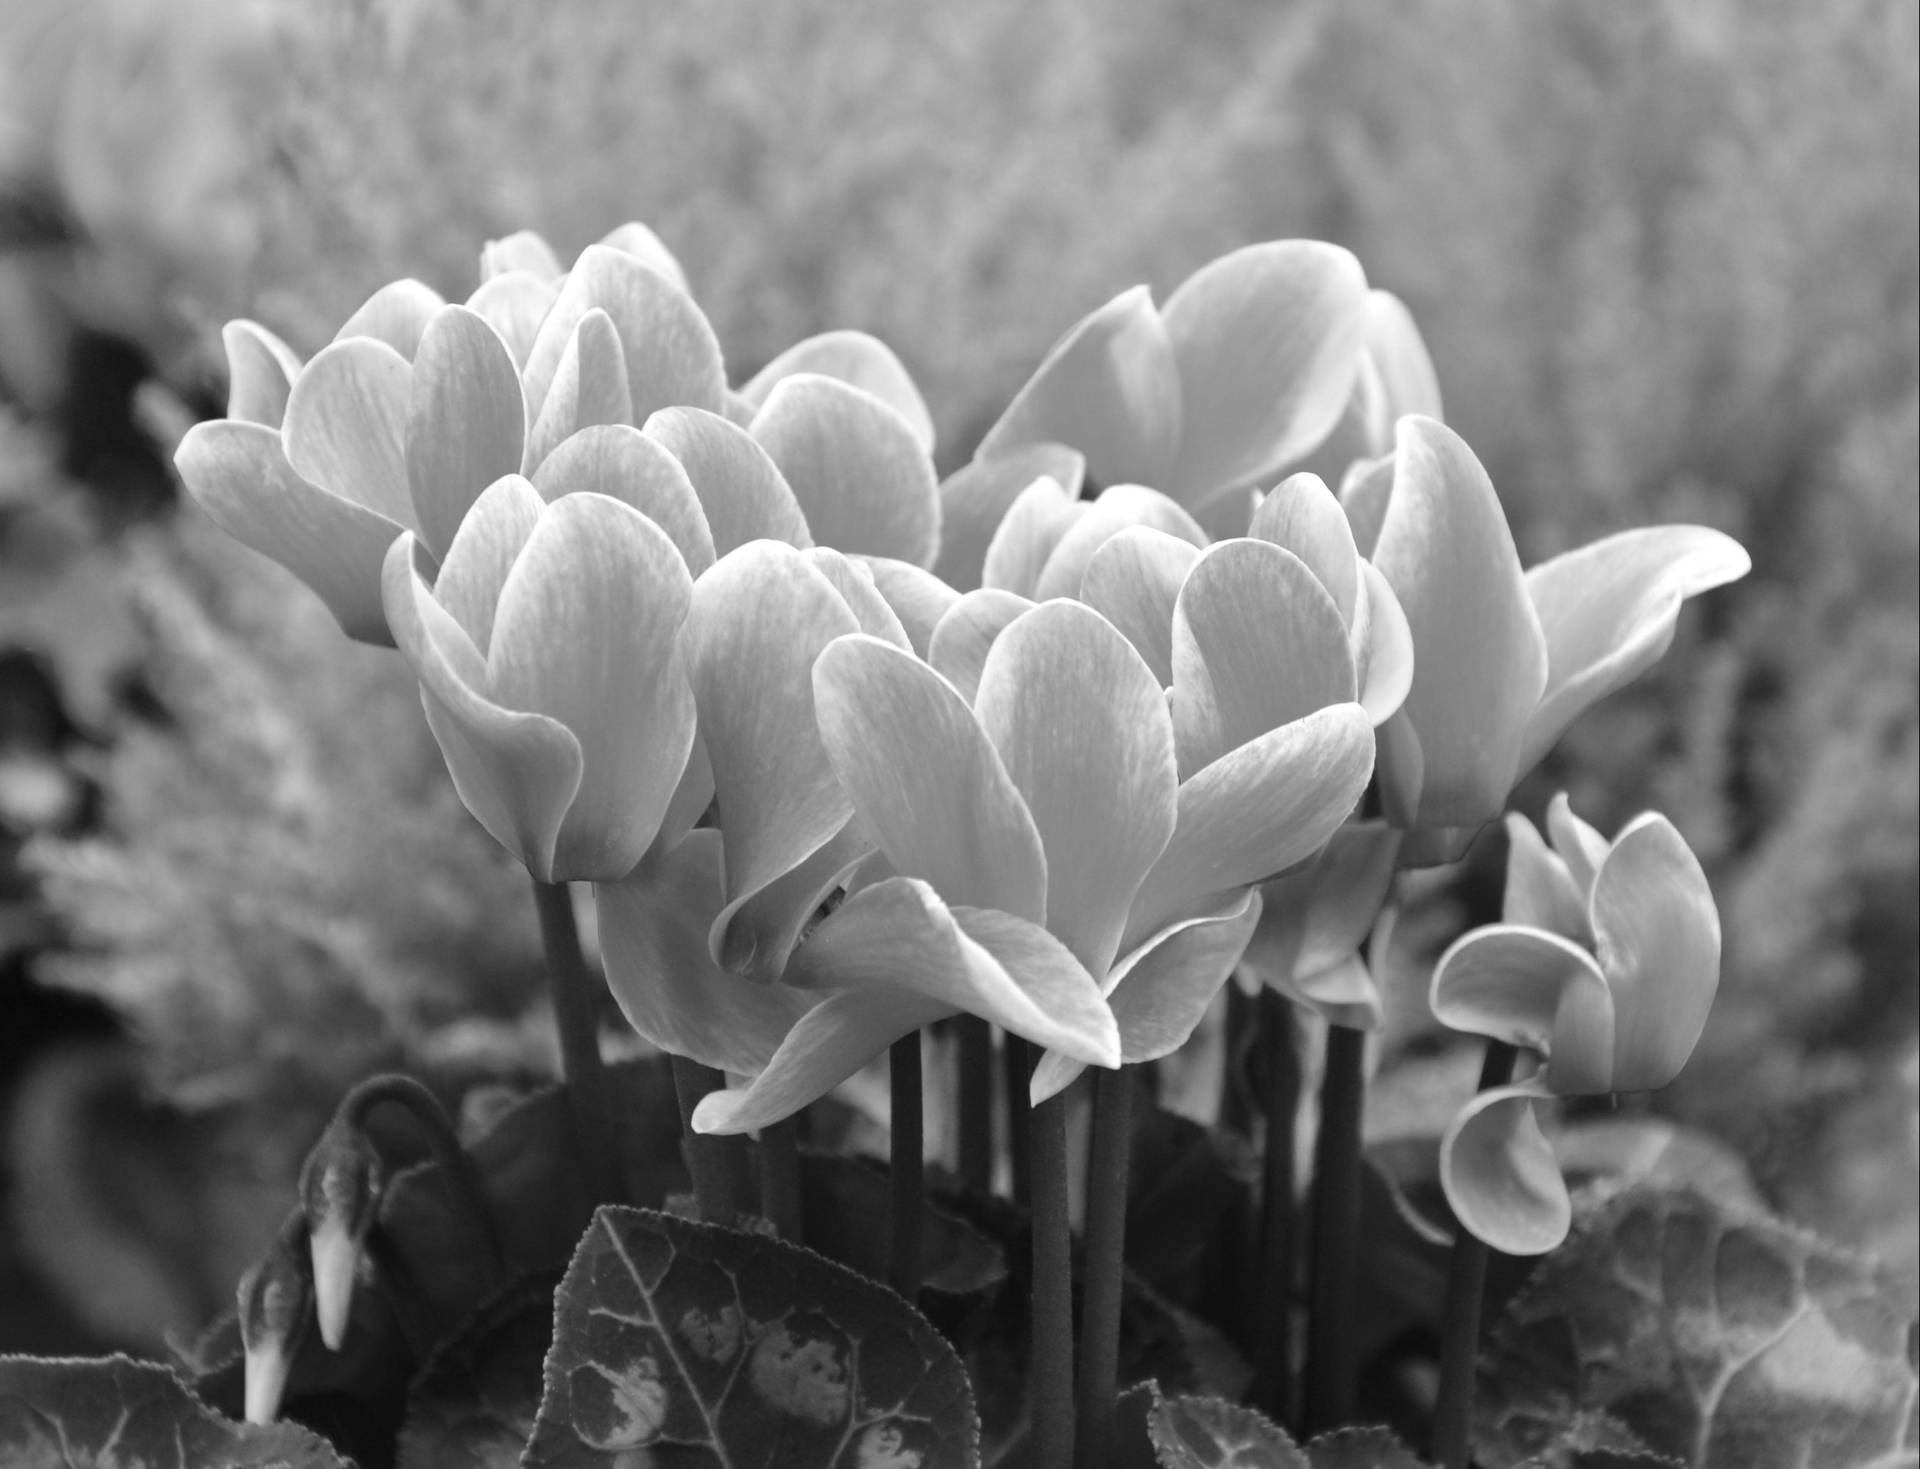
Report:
1430,796,1722,1253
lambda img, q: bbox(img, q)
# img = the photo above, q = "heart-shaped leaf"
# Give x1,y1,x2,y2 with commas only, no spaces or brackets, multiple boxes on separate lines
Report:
1146,1392,1309,1468
798,1152,1007,1298
397,1272,562,1469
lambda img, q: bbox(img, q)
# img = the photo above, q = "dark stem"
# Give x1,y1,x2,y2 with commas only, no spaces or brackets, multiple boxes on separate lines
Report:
1029,1091,1076,1469
759,1115,804,1243
1004,1034,1033,1206
1430,1039,1520,1468
335,1074,503,1275
957,1016,995,1193
671,1055,747,1225
1219,981,1257,1137
1253,992,1301,1426
531,879,623,1206
1075,1065,1133,1469
1303,1022,1367,1433
889,1033,925,1298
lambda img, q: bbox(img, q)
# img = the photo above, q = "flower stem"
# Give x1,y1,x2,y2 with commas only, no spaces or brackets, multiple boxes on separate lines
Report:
1303,1022,1367,1432
957,1016,995,1193
1253,992,1301,1426
671,1055,747,1225
531,879,622,1207
1004,1034,1033,1205
889,1033,925,1298
1430,1039,1520,1468
759,1115,804,1243
1076,1065,1133,1469
1030,1090,1076,1469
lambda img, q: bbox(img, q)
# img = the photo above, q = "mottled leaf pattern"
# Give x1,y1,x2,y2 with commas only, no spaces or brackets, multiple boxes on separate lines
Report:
1146,1393,1308,1468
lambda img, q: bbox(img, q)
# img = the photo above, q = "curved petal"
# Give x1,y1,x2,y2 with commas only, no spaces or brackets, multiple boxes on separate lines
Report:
1440,1080,1570,1255
1517,526,1751,777
487,494,697,881
1162,241,1369,506
1355,560,1413,726
1429,924,1615,1093
1030,483,1207,602
480,230,563,282
596,221,690,293
1545,792,1609,899
739,329,935,454
334,279,445,359
1079,527,1201,687
431,473,544,650
1589,814,1720,1092
812,634,1047,922
860,556,959,658
1372,417,1546,828
1282,953,1382,1034
750,374,940,566
221,320,301,427
406,305,528,557
1288,355,1388,492
522,307,630,475
465,271,561,368
927,588,1035,704
974,284,1182,492
980,475,1083,600
175,421,403,645
1169,538,1356,778
1501,811,1588,941
531,423,715,574
1338,453,1394,560
642,405,812,554
1247,471,1358,621
1364,290,1443,422
1239,820,1400,993
714,817,873,984
935,444,1086,592
282,336,414,526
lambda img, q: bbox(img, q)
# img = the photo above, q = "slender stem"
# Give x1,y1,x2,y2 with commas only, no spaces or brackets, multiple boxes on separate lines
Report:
1431,1040,1520,1468
1219,982,1257,1137
671,1055,745,1225
1304,1022,1367,1433
1029,1092,1075,1469
531,879,622,1207
335,1074,503,1275
889,1033,925,1297
759,1115,804,1243
1253,992,1301,1426
1075,1066,1133,1469
1004,1034,1033,1206
957,1016,995,1194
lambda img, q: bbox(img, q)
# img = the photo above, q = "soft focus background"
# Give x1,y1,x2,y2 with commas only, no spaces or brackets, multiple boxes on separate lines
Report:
1,0,1914,1355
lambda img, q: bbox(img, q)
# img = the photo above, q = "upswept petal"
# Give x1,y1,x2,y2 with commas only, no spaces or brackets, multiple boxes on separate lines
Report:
487,494,697,880
812,635,1047,922
974,284,1182,492
430,473,543,650
980,475,1082,600
806,549,913,649
1429,924,1616,1094
405,306,528,557
1363,290,1443,423
1079,528,1201,687
523,307,630,474
860,557,959,658
221,320,301,427
714,817,873,984
1162,241,1369,506
1338,454,1394,560
1545,792,1608,899
641,406,812,555
480,230,563,282
1517,526,1752,777
935,444,1086,592
1240,820,1399,994
1374,709,1424,833
1029,484,1207,602
1500,812,1588,941
530,424,715,575
1248,472,1359,621
282,337,414,527
1169,538,1356,778
1288,355,1389,493
1285,954,1382,1034
1589,814,1720,1092
1355,560,1413,725
596,221,691,293
175,420,402,645
656,729,714,856
1439,1079,1570,1255
464,272,561,369
739,330,936,454
750,374,940,566
1372,417,1547,828
927,589,1035,704
334,279,445,359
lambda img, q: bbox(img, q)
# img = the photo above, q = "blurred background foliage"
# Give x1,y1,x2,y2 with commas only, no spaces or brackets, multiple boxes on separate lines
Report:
0,0,1913,1351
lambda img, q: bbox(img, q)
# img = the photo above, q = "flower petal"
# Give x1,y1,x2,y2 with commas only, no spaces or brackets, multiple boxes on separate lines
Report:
1338,454,1394,559
1518,526,1751,777
1162,241,1369,506
175,420,403,645
714,817,873,983
530,423,715,575
1429,924,1615,1092
1589,814,1720,1092
1364,290,1443,423
1355,560,1413,726
935,444,1086,592
806,549,913,649
1501,812,1589,941
975,601,1177,975
860,556,959,658
1169,538,1356,778
1239,820,1400,994
927,588,1035,704
465,271,561,368
740,329,935,454
1247,472,1358,622
813,634,1047,922
1285,953,1382,1034
406,305,529,558
334,279,445,359
522,307,631,475
487,494,697,880
221,320,301,427
980,475,1083,600
480,230,563,282
1440,1081,1570,1255
282,336,414,526
974,284,1182,492
596,221,690,293
431,472,544,650
750,374,940,566
1029,484,1207,602
1079,527,1201,687
1545,792,1609,898
642,406,812,555
1371,417,1547,828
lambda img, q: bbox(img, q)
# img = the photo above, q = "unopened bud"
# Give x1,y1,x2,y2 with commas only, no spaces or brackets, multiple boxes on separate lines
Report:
237,1214,311,1425
299,1121,382,1350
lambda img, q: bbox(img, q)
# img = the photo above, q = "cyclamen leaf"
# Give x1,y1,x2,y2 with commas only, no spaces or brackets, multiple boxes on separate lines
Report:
1476,1186,1920,1469
525,1205,980,1468
798,1152,1007,1298
1299,1426,1434,1469
0,1355,350,1468
1145,1393,1309,1469
397,1273,562,1469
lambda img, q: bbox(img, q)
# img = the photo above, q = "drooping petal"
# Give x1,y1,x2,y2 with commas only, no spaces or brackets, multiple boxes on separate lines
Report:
281,336,415,527
739,329,936,454
975,601,1177,975
522,307,630,475
596,221,690,293
1363,290,1444,423
1517,526,1751,777
430,473,543,650
1371,417,1547,829
806,549,913,649
1545,792,1609,899
465,271,561,368
1439,1080,1570,1255
405,305,528,558
333,279,445,359
1589,814,1720,1092
1285,954,1382,1034
935,444,1086,592
221,320,301,427
1338,454,1394,559
1161,241,1369,506
813,634,1047,922
1169,538,1356,778
642,406,812,554
487,494,697,880
1501,812,1589,941
860,556,959,658
1079,527,1201,687
980,475,1083,600
1239,820,1400,994
530,423,715,575
1355,560,1413,726
1429,924,1615,1093
175,420,403,645
714,817,873,983
750,374,940,566
480,230,563,282
1247,471,1359,622
1029,484,1207,602
974,284,1182,492
927,588,1035,704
